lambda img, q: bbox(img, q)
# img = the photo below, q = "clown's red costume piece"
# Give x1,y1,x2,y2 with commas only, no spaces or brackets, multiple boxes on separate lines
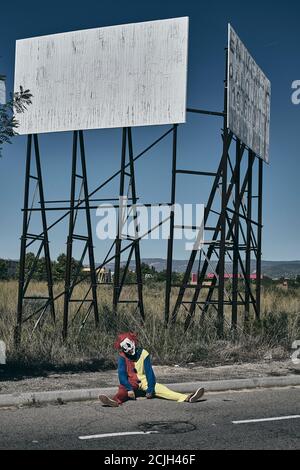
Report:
99,332,205,407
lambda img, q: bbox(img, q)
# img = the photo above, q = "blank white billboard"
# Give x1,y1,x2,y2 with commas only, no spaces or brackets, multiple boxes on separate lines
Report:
228,25,271,163
14,18,189,135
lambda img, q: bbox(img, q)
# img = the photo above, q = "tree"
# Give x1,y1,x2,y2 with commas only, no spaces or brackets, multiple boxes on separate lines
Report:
52,254,67,282
52,253,83,282
23,252,47,282
14,253,84,283
0,259,8,280
0,84,32,157
119,266,136,284
141,263,156,276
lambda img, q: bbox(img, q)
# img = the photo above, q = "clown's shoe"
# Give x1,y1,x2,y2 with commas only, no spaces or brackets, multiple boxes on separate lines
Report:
99,395,119,407
185,387,205,403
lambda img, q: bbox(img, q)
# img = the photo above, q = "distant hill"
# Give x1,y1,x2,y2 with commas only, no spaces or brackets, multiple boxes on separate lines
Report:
106,258,300,279
258,260,300,279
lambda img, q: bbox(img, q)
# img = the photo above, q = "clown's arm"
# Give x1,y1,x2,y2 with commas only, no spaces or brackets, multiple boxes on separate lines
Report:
117,356,133,391
144,354,156,396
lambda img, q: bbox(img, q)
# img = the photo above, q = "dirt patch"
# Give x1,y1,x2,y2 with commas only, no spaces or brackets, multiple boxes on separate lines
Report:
0,359,299,395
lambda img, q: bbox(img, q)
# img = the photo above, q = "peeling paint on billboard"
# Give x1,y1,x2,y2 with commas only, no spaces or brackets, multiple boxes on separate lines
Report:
14,18,189,135
0,77,6,105
228,25,271,163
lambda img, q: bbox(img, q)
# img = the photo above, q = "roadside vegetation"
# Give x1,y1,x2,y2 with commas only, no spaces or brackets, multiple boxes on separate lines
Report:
0,85,32,157
0,279,299,373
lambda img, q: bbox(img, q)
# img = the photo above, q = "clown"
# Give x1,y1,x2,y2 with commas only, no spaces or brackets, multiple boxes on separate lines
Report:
99,332,205,407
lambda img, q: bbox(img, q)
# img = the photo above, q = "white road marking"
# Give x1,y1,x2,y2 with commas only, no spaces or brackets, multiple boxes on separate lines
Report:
79,431,159,440
233,415,300,424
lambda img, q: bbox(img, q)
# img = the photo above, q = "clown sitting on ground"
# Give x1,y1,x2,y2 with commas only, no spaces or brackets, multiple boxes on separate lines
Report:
99,332,205,407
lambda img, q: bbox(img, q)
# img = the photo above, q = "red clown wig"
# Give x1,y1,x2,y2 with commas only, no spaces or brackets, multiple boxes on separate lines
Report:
114,332,138,350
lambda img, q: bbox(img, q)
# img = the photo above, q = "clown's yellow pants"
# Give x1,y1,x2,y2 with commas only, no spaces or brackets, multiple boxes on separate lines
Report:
139,382,188,403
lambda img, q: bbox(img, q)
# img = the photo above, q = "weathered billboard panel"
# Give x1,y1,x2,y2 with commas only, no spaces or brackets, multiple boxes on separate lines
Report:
0,76,6,105
14,18,189,135
228,25,271,163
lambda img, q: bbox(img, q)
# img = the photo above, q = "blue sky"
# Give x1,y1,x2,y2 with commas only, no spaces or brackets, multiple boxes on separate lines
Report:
0,0,299,262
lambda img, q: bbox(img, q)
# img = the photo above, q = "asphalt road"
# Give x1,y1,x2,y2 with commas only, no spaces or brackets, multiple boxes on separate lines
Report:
0,387,299,450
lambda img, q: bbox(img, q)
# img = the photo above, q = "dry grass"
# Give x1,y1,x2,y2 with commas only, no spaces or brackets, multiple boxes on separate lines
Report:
0,281,299,371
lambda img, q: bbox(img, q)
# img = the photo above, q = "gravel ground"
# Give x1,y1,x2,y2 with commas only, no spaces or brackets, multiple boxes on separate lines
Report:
0,360,299,395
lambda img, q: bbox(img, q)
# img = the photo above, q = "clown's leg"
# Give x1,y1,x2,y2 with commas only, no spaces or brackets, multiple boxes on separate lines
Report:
113,385,131,404
99,385,132,406
153,383,189,403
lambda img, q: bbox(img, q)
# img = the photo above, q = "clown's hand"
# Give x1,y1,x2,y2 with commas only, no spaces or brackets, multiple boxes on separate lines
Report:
128,390,136,399
146,392,153,399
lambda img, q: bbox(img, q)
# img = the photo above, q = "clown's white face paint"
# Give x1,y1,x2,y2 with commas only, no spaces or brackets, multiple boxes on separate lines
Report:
120,338,136,356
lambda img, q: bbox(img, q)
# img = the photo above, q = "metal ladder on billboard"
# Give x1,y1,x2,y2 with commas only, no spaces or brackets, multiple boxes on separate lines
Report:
112,128,144,320
164,50,264,336
15,135,56,344
62,130,99,340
